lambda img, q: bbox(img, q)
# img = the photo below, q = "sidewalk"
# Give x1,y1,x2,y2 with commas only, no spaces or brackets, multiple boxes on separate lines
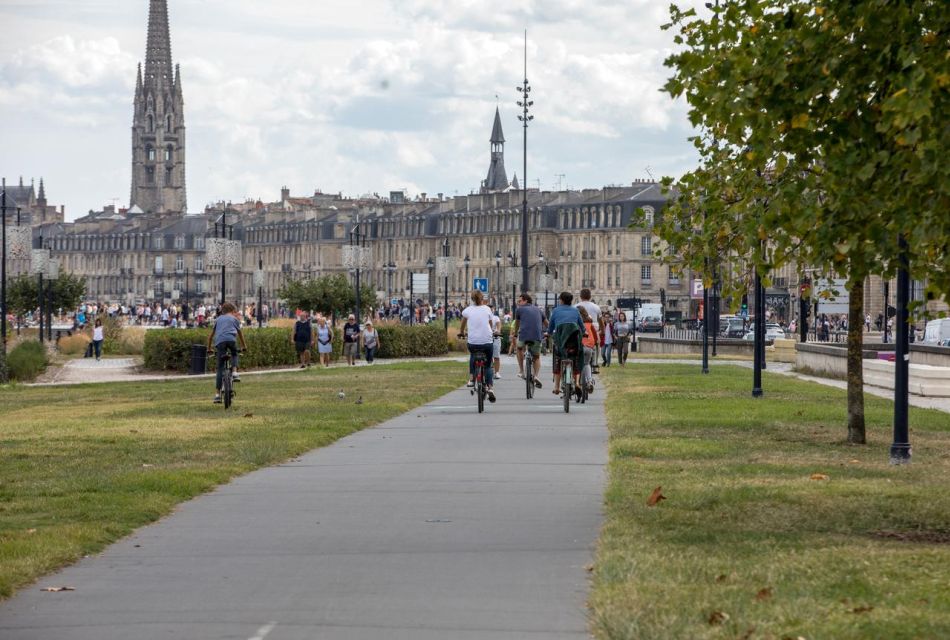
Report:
0,358,606,639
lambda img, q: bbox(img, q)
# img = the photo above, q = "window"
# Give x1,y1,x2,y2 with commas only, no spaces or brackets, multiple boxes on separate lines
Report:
147,114,154,133
165,146,173,162
154,256,163,273
175,255,184,272
146,166,155,183
669,267,680,284
195,256,203,272
641,265,652,281
195,236,205,250
147,145,156,162
166,114,172,130
641,236,652,256
174,235,185,249
642,205,655,226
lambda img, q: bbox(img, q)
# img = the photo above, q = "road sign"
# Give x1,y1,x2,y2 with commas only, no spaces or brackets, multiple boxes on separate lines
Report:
691,279,704,299
411,273,429,292
473,277,488,293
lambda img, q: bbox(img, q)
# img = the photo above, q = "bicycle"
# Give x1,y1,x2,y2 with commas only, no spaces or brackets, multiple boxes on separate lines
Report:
524,347,535,400
561,358,573,413
220,350,236,409
460,334,489,413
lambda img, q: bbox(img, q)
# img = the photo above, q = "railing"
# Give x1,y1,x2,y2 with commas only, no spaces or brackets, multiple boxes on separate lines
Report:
663,326,701,341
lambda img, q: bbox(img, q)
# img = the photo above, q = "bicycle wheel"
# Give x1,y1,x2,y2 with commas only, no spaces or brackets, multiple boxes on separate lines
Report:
562,362,571,413
223,367,233,410
476,370,485,413
525,354,533,399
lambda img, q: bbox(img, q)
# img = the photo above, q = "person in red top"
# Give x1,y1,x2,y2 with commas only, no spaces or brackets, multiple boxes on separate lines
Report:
579,306,599,393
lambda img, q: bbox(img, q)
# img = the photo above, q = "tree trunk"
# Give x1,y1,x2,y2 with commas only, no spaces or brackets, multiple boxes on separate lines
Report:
846,278,866,444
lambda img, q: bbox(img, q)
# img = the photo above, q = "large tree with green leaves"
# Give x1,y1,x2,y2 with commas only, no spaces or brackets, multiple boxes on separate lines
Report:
7,272,87,319
658,0,949,443
278,273,376,320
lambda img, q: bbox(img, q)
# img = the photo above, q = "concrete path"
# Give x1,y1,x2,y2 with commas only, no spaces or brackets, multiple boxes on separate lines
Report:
0,359,606,639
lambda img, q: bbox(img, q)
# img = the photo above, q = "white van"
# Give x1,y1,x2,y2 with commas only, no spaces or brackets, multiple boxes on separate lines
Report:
923,318,950,346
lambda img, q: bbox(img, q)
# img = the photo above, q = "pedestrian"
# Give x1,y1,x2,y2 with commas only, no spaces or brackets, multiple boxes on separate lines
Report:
292,310,314,368
92,318,105,361
316,315,334,368
343,314,361,366
576,288,602,374
489,304,503,379
362,321,380,364
613,311,632,366
602,311,614,367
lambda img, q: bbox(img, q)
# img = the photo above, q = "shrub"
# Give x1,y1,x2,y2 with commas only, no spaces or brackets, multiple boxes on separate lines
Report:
100,316,127,356
58,333,91,356
8,341,48,382
268,318,296,329
143,326,342,373
376,324,448,358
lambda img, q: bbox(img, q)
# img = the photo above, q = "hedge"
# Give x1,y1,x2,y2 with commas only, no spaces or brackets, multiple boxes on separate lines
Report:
8,341,48,382
376,324,448,358
143,327,343,373
143,323,448,373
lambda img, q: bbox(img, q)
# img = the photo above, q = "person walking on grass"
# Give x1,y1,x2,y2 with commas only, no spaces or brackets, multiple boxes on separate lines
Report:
206,302,248,404
316,315,334,368
92,318,105,361
362,321,380,364
292,310,314,368
343,314,361,366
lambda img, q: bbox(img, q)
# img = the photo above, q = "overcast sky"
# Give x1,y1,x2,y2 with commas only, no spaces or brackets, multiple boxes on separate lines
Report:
0,0,702,220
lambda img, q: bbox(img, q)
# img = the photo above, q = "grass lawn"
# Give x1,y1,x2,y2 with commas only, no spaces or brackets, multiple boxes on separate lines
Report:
593,364,950,640
0,361,463,599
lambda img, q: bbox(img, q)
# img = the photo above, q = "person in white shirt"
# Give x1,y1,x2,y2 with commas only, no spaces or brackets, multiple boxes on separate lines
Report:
576,289,603,372
489,305,503,379
459,290,496,403
92,318,105,361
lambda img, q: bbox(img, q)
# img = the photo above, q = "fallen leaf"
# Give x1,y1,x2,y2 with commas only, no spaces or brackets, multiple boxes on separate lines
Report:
715,574,728,583
755,587,773,601
142,464,153,468
243,413,253,418
810,473,829,481
647,486,666,507
708,610,730,625
41,586,75,592
852,605,874,614
585,564,594,573
849,459,860,464
26,528,37,534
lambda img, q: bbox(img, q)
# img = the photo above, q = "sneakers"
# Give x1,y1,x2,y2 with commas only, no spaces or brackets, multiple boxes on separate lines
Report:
466,380,475,388
213,395,222,404
300,364,306,369
233,373,241,382
517,372,525,379
487,389,496,403
495,372,502,380
534,378,543,389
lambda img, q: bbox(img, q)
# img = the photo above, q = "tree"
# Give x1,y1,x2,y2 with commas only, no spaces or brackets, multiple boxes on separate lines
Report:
659,0,949,443
278,274,376,321
7,273,87,319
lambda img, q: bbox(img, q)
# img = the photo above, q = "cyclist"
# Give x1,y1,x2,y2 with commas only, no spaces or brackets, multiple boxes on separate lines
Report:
547,291,583,396
458,290,496,403
579,306,599,393
576,288,603,374
513,292,546,388
206,301,248,404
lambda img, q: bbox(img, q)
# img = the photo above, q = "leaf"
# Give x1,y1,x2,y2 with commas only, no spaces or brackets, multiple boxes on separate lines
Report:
708,610,730,625
243,413,254,418
810,473,830,481
715,574,728,583
852,605,874,614
646,486,667,506
41,586,75,592
755,587,773,601
791,113,809,129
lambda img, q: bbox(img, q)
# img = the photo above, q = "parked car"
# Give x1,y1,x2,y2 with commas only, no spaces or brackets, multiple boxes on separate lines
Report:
723,317,747,338
640,316,663,333
765,323,787,340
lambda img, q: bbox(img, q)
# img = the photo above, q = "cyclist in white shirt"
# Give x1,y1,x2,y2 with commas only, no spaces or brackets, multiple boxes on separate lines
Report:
458,290,496,403
576,288,603,373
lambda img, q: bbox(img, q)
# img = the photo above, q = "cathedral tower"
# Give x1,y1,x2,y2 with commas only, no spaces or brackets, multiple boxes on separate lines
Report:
481,107,510,193
130,0,187,214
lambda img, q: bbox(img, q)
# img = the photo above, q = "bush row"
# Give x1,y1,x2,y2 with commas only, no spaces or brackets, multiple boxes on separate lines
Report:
7,341,48,382
143,323,448,373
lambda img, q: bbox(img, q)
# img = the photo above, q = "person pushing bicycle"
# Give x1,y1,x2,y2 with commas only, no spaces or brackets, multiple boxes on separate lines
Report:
207,301,248,404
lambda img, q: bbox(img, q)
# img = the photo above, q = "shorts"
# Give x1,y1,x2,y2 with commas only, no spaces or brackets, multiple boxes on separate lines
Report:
552,348,582,375
294,340,310,354
492,338,501,359
344,342,359,358
517,339,541,356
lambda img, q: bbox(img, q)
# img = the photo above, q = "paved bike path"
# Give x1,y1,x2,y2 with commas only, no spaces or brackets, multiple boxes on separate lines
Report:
0,361,607,639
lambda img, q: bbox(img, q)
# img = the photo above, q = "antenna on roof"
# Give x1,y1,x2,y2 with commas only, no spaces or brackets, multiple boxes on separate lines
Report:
645,166,655,181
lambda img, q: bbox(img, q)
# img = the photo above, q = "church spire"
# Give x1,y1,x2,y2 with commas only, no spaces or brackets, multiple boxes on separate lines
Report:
38,178,46,200
145,0,173,82
482,107,510,193
490,106,505,144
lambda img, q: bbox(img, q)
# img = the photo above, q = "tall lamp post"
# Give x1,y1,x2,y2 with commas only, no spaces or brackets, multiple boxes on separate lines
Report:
426,257,435,308
463,254,471,298
516,29,534,295
437,238,453,332
348,217,366,321
891,236,912,464
255,252,264,328
494,250,502,307
1,180,7,355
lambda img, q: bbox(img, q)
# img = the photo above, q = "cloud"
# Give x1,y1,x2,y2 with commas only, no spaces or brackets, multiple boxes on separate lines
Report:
0,0,701,218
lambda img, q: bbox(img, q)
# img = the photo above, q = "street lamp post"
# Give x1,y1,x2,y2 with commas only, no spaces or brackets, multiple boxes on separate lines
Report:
891,236,912,464
1,179,7,354
463,254,471,298
442,237,449,332
516,30,534,295
753,267,764,398
494,250,502,307
508,250,517,315
256,252,264,328
426,257,435,309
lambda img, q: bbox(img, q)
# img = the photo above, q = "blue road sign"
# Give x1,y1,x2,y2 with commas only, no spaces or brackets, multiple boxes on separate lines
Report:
473,278,488,293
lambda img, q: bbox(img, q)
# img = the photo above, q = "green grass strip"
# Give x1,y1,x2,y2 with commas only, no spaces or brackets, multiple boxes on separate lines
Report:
592,364,950,640
0,361,463,598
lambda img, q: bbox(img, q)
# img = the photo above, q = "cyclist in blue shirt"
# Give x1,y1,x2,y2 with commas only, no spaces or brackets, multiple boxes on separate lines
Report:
547,291,583,395
206,302,248,404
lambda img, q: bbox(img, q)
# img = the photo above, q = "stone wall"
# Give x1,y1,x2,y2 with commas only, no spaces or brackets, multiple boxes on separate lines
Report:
638,336,761,357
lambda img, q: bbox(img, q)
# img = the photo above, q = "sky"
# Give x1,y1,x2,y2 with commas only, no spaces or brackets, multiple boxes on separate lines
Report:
0,0,702,220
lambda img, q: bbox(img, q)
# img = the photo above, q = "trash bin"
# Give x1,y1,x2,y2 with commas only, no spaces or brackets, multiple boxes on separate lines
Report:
189,344,208,375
